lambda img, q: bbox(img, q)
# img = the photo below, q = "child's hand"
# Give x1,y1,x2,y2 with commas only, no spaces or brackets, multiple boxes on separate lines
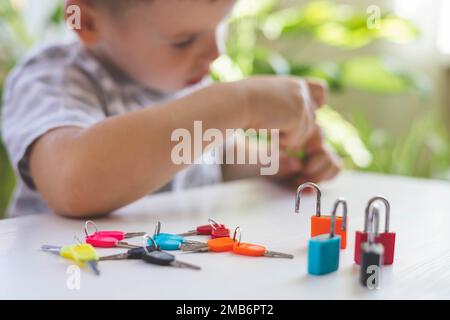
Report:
272,126,342,187
238,76,326,147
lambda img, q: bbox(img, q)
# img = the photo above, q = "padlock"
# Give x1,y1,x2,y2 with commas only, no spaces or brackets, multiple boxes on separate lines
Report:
354,196,395,265
360,204,384,288
295,182,348,249
307,198,345,275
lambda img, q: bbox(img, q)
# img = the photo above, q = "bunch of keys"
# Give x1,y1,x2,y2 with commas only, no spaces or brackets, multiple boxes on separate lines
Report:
181,227,294,259
178,218,230,239
85,220,145,249
99,236,201,270
41,238,100,275
151,221,204,250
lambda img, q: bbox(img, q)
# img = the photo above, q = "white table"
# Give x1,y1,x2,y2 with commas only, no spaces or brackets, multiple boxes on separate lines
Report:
1,171,449,299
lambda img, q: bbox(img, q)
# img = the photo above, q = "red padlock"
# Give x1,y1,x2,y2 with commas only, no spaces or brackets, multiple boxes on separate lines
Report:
354,196,395,265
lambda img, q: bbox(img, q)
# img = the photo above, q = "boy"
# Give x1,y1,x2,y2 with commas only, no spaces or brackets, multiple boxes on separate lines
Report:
2,0,341,218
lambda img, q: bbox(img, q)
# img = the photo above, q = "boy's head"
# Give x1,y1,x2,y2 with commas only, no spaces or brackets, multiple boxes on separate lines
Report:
65,0,235,93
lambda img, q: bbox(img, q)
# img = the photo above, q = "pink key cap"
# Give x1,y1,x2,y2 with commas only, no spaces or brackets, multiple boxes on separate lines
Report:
84,220,145,240
85,234,140,249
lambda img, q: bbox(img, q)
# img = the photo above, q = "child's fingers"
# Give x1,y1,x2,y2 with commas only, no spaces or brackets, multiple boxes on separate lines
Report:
306,162,340,183
302,152,329,177
276,150,303,178
306,79,328,108
303,125,324,154
302,147,342,181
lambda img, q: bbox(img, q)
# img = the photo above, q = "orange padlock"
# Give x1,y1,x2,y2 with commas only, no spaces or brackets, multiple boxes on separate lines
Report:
295,182,348,249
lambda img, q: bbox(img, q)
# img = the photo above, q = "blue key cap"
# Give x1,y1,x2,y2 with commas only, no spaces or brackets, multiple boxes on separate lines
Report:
148,237,182,251
155,233,184,242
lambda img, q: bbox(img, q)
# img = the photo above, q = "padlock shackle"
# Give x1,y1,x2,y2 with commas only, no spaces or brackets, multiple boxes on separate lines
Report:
364,196,390,233
368,205,380,244
295,182,321,217
331,198,347,234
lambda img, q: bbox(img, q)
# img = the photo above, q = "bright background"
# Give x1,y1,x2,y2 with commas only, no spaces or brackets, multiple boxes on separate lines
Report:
1,0,449,218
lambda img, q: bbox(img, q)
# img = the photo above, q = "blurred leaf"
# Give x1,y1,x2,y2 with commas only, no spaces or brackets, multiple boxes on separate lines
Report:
231,0,277,20
377,16,419,43
260,6,305,40
0,142,15,218
313,21,375,48
49,2,64,25
317,106,372,168
341,56,418,94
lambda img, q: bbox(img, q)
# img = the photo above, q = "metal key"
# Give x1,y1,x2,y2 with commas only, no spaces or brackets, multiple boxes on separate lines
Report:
142,250,201,270
99,246,157,261
41,243,100,275
232,243,294,259
86,233,142,249
85,220,146,240
181,237,235,253
178,218,228,238
154,221,204,246
231,227,294,259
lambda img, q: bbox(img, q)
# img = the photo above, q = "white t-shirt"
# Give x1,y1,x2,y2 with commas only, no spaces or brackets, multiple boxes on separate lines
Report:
1,41,222,217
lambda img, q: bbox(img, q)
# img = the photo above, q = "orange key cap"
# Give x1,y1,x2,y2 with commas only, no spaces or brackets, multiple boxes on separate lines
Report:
181,237,235,253
232,242,293,258
207,237,235,252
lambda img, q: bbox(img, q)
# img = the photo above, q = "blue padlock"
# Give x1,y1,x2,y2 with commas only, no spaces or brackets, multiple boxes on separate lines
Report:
308,198,347,275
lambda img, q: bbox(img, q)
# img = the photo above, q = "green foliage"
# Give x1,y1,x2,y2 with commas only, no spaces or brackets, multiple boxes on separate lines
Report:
213,0,449,179
0,0,32,218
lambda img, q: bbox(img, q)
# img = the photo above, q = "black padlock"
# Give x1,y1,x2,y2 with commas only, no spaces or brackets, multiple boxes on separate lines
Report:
359,204,384,289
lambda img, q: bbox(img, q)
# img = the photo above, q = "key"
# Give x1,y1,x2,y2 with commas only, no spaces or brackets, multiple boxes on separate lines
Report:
86,233,141,249
178,218,229,238
41,243,100,275
152,221,203,250
99,246,157,261
232,242,294,259
211,226,230,239
230,226,293,259
84,220,146,240
181,237,236,253
155,233,203,245
71,243,101,275
148,236,203,251
177,224,220,237
100,245,201,270
142,250,201,270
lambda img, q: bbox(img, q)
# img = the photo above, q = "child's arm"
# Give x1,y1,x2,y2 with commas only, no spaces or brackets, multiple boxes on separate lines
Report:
221,79,335,183
29,77,318,217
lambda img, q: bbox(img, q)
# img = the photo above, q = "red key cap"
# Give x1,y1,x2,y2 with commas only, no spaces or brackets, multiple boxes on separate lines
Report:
211,226,230,239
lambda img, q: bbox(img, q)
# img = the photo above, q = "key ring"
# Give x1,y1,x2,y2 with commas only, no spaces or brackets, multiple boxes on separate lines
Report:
232,226,242,246
84,220,98,238
153,221,161,237
143,234,158,256
208,218,220,230
74,235,83,246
